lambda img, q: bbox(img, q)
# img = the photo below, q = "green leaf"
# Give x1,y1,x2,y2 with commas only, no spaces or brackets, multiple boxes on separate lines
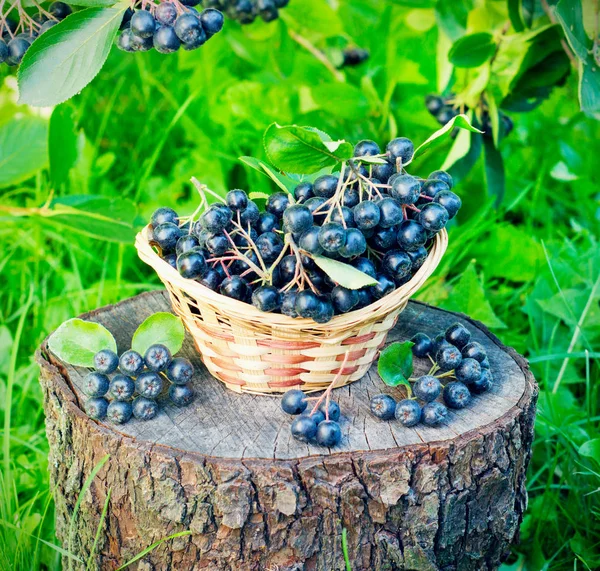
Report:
239,156,297,193
579,58,600,118
49,103,78,188
311,255,378,290
508,0,525,32
412,113,482,161
483,137,505,206
487,93,500,147
448,32,496,68
443,261,506,328
579,439,600,464
18,3,128,107
47,195,139,243
553,0,589,61
0,116,48,188
307,84,370,121
377,341,414,389
48,318,116,367
263,124,353,174
447,132,483,183
69,0,117,5
131,313,185,356
435,0,471,42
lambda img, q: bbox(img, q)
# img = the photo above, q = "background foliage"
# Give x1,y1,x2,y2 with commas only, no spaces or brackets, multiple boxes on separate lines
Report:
1,0,599,569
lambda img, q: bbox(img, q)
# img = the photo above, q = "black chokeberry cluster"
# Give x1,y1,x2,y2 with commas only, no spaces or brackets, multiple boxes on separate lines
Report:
150,137,461,325
116,1,223,54
0,2,72,67
370,322,494,428
202,0,290,24
425,93,513,138
281,389,342,447
82,344,195,425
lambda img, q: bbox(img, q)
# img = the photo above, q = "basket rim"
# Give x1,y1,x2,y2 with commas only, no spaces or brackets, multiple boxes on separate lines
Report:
136,225,448,331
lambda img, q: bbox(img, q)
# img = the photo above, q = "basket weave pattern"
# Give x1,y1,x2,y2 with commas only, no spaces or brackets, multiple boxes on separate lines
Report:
136,226,448,394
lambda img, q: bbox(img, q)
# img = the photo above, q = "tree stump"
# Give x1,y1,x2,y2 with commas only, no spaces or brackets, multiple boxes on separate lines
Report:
37,291,537,571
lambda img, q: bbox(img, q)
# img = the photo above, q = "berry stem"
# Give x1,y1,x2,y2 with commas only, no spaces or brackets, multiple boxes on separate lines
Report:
308,351,350,418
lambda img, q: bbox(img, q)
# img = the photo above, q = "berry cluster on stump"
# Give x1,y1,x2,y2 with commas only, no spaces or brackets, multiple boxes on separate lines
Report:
0,2,72,67
150,136,462,324
83,344,195,425
117,2,224,54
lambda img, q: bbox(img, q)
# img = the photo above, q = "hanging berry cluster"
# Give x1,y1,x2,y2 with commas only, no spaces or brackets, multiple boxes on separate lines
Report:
202,0,290,25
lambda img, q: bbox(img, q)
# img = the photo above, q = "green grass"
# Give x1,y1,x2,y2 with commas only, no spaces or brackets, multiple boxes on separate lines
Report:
1,2,599,569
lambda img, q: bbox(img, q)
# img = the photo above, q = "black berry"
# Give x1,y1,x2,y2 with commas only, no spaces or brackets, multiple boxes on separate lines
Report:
370,394,396,420
395,399,421,426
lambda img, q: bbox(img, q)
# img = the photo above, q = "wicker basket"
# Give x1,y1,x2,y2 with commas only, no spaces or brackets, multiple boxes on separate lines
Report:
136,226,448,394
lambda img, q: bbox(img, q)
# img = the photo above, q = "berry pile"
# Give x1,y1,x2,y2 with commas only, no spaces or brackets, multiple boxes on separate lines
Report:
149,137,461,324
370,322,493,428
117,2,223,54
425,93,513,138
0,2,73,67
281,389,342,447
82,344,195,424
202,0,290,24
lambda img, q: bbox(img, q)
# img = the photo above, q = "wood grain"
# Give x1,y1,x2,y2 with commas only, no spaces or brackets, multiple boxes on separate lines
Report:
38,291,537,570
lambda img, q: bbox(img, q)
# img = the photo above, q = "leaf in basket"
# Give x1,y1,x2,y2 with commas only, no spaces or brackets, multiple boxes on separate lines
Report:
131,312,185,356
378,342,414,391
48,318,117,367
312,255,378,290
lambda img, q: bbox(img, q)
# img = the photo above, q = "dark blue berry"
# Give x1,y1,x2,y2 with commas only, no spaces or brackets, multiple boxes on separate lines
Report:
370,226,397,250
239,201,260,226
153,25,181,53
177,249,207,279
281,389,307,415
257,212,279,234
201,205,232,233
132,396,158,420
83,372,109,397
372,160,394,183
156,2,178,25
85,397,109,420
470,369,493,394
382,250,412,282
199,268,223,291
480,357,490,369
200,7,224,35
418,203,449,232
397,220,427,251
93,349,119,374
226,189,248,211
107,400,133,424
342,187,360,208
461,342,487,363
167,357,194,385
338,228,367,258
131,10,156,38
294,182,314,202
421,179,449,199
295,290,320,318
283,204,313,234
355,288,373,309
425,94,444,115
301,409,325,425
411,333,433,357
315,420,342,447
256,232,284,263
331,206,356,228
151,207,178,228
304,197,327,224
175,12,205,44
443,382,471,409
299,226,323,255
318,400,340,422
353,201,381,230
354,139,381,157
445,322,471,349
252,286,281,312
370,394,396,420
291,415,317,442
318,223,346,253
455,358,482,384
40,20,58,33
176,234,200,255
386,137,414,165
371,273,395,300
407,246,428,271
0,41,9,64
395,399,421,426
378,197,403,228
266,192,291,218
136,371,163,399
331,286,359,314
390,174,420,204
413,375,442,403
434,191,461,219
352,257,376,278
220,276,249,301
109,374,135,401
436,345,462,372
169,383,194,406
7,38,30,65
153,222,181,251
49,1,72,19
119,350,144,376
144,344,172,372
205,233,229,256
421,401,447,426
428,170,453,189
313,299,335,324
313,174,339,198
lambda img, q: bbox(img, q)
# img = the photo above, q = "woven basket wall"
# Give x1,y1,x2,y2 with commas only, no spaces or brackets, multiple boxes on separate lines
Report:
136,226,448,394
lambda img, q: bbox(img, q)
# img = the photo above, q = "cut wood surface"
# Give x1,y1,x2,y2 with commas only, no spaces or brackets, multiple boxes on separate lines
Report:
38,291,538,571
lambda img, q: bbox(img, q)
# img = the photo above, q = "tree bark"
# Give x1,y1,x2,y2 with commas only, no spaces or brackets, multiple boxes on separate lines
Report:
38,291,537,570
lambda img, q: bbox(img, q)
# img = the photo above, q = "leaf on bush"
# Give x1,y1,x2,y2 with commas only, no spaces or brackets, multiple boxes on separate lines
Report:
413,113,482,162
483,137,505,206
239,156,297,193
48,318,116,367
378,341,414,389
49,103,78,188
312,255,378,289
131,313,185,356
264,124,353,174
0,116,48,188
448,32,497,68
18,2,129,107
579,439,600,465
